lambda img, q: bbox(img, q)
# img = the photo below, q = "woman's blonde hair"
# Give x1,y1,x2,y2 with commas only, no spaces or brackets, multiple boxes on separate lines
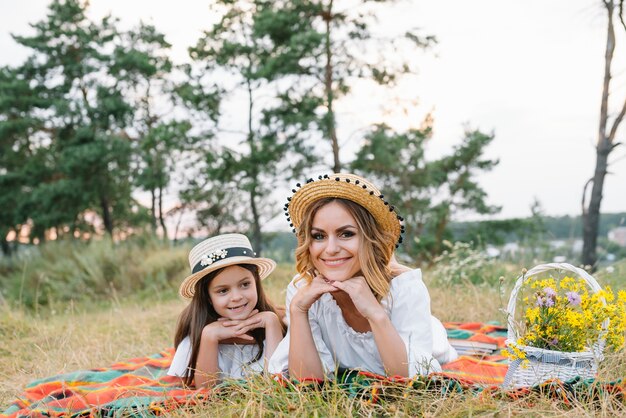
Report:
295,198,395,301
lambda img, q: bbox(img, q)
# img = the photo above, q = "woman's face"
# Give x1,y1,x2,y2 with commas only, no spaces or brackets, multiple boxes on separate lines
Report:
308,201,361,282
208,265,258,320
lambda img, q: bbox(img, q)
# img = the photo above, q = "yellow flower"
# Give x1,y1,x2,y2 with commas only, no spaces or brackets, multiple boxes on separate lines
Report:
605,287,615,303
504,343,527,362
526,307,539,323
560,276,576,290
565,311,583,328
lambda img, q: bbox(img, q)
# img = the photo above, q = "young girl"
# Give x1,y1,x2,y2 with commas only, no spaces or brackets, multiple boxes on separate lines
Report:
268,173,457,379
168,233,285,388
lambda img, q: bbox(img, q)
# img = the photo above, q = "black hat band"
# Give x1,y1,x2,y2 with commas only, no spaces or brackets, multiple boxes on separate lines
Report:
191,247,255,274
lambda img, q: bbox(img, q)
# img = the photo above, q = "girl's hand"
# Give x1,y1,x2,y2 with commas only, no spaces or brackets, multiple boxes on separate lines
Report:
330,276,386,321
202,309,260,342
290,274,338,314
218,311,281,331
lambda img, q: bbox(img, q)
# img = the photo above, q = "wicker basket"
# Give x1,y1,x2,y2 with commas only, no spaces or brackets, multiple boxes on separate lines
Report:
502,263,606,389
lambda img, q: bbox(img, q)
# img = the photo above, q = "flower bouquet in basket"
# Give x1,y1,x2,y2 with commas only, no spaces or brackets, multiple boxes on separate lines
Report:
502,263,626,388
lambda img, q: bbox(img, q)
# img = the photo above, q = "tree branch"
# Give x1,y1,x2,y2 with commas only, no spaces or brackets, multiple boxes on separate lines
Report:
608,96,626,142
599,0,616,142
611,141,623,151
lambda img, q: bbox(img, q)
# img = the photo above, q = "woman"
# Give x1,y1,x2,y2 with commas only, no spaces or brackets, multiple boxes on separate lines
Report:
268,173,457,379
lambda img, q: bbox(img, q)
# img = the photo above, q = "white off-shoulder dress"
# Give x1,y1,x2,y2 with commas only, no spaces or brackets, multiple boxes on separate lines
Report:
268,269,457,377
168,337,265,379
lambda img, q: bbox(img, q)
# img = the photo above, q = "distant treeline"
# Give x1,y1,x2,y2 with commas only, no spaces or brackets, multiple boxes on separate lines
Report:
260,212,626,263
449,212,626,245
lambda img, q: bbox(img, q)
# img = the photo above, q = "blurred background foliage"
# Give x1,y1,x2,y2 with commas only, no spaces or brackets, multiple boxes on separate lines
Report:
1,0,625,310
0,0,501,258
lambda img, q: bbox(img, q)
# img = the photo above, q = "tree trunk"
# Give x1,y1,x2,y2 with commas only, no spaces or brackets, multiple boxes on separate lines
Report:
173,206,185,244
158,183,168,240
100,194,114,236
150,188,157,233
324,0,341,173
582,140,611,267
146,88,158,235
581,1,620,269
0,232,11,257
249,187,263,256
432,206,450,257
245,77,263,255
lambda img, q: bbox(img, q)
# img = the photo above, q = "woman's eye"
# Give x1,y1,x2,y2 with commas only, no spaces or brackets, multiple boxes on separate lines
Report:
340,231,355,238
312,233,325,241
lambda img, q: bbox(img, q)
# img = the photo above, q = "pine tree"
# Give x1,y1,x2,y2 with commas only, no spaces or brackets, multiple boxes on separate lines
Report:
352,125,500,259
185,0,314,253
254,0,435,172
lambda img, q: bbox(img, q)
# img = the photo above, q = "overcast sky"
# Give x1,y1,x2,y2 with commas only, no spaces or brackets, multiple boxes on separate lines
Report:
1,0,625,226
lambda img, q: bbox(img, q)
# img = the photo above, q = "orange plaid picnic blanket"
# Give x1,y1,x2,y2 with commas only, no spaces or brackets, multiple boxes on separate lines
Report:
3,322,621,417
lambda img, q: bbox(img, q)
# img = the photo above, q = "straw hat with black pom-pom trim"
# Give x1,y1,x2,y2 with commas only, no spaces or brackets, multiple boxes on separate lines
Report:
179,233,276,299
284,173,405,255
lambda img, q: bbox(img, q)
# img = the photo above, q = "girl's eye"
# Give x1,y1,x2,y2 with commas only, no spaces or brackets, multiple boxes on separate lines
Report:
241,281,251,288
216,288,228,295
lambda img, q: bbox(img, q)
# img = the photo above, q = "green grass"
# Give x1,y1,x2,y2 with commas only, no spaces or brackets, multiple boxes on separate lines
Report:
1,242,626,416
0,237,189,310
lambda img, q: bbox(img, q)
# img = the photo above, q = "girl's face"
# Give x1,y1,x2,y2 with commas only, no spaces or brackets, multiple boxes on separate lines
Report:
208,265,258,320
309,201,362,282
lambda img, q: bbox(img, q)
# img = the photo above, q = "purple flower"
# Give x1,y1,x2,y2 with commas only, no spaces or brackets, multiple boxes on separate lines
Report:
549,338,559,346
544,287,557,298
536,293,555,308
566,291,581,306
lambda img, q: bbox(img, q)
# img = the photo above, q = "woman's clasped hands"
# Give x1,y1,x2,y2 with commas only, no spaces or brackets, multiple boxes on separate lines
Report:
328,276,385,321
291,273,385,321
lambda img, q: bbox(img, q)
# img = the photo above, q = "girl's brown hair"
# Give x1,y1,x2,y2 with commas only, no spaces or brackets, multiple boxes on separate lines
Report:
294,198,395,301
173,264,284,387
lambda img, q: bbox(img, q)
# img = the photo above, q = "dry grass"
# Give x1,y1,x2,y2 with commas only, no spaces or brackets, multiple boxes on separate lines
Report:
1,262,626,416
0,297,184,407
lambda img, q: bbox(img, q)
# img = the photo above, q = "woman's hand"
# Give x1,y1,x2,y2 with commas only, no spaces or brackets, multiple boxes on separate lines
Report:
329,276,386,321
290,274,337,314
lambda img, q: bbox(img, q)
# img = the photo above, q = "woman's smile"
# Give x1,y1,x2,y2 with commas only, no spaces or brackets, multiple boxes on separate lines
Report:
321,257,352,266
